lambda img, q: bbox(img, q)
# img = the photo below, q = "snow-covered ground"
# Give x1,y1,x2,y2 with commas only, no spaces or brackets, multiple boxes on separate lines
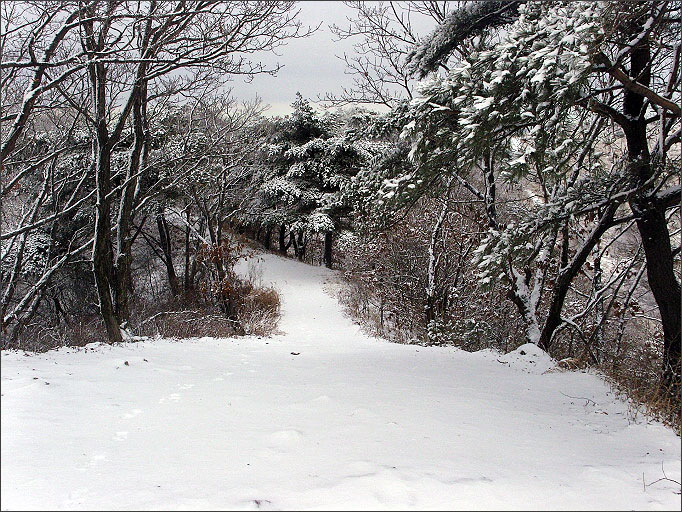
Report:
1,253,680,510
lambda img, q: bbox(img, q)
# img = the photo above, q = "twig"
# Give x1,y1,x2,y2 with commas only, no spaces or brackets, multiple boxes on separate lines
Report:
644,462,682,494
560,392,596,406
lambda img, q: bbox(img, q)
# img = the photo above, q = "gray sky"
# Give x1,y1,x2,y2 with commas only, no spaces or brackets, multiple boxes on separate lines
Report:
227,1,361,116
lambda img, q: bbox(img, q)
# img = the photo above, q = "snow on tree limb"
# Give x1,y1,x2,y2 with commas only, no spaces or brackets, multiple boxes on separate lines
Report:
406,0,524,78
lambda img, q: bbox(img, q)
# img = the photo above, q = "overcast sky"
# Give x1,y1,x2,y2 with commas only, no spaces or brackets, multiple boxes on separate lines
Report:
226,2,360,116
227,1,441,116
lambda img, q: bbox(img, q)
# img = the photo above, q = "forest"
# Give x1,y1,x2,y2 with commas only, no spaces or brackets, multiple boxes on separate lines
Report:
1,1,681,510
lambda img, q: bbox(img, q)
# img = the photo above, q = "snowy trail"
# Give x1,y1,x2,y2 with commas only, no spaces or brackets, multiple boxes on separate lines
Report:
1,253,680,510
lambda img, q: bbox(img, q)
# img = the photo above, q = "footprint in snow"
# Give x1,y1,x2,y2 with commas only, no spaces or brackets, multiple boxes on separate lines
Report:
440,475,493,485
349,407,374,418
266,429,303,451
343,460,379,478
240,498,275,510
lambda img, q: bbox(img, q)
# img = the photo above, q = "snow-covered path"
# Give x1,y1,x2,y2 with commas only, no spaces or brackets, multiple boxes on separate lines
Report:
2,254,680,510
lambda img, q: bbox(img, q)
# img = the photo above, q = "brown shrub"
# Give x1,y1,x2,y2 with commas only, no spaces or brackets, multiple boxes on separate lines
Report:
135,307,244,339
602,340,681,433
132,261,281,339
2,314,107,352
239,285,281,336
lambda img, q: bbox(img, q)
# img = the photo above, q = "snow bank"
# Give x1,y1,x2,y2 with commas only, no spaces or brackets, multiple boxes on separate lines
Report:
497,342,556,374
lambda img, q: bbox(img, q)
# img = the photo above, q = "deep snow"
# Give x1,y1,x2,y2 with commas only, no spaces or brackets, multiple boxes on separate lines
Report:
1,253,680,510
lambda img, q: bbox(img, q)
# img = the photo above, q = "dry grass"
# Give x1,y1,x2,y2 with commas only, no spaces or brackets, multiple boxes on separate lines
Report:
238,285,281,336
135,307,244,339
336,280,418,344
604,367,681,433
132,257,281,340
2,314,107,352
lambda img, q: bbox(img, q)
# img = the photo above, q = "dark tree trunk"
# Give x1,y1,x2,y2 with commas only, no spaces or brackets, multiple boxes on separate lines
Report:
538,205,617,353
114,85,146,324
592,240,604,362
263,227,272,250
323,232,333,268
296,230,306,261
184,207,191,291
92,135,122,344
425,296,435,325
291,231,299,259
483,150,498,228
633,199,681,395
278,224,287,255
623,32,680,397
84,9,147,343
90,49,122,343
157,212,180,297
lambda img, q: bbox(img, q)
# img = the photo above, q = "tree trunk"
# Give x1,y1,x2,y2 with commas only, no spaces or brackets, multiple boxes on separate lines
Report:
278,224,287,255
506,274,542,346
92,136,122,344
89,45,123,344
623,37,680,397
114,85,146,324
323,232,333,268
425,197,448,327
184,206,191,291
263,226,272,250
483,150,498,228
633,198,681,395
296,230,306,261
538,204,616,352
592,240,604,362
157,211,180,297
291,230,299,259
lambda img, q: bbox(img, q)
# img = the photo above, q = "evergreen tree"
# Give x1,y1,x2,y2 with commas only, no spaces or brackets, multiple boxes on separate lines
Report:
249,94,370,267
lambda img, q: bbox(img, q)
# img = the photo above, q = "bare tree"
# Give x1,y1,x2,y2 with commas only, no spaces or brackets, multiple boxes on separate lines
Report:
326,1,457,107
2,0,311,344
